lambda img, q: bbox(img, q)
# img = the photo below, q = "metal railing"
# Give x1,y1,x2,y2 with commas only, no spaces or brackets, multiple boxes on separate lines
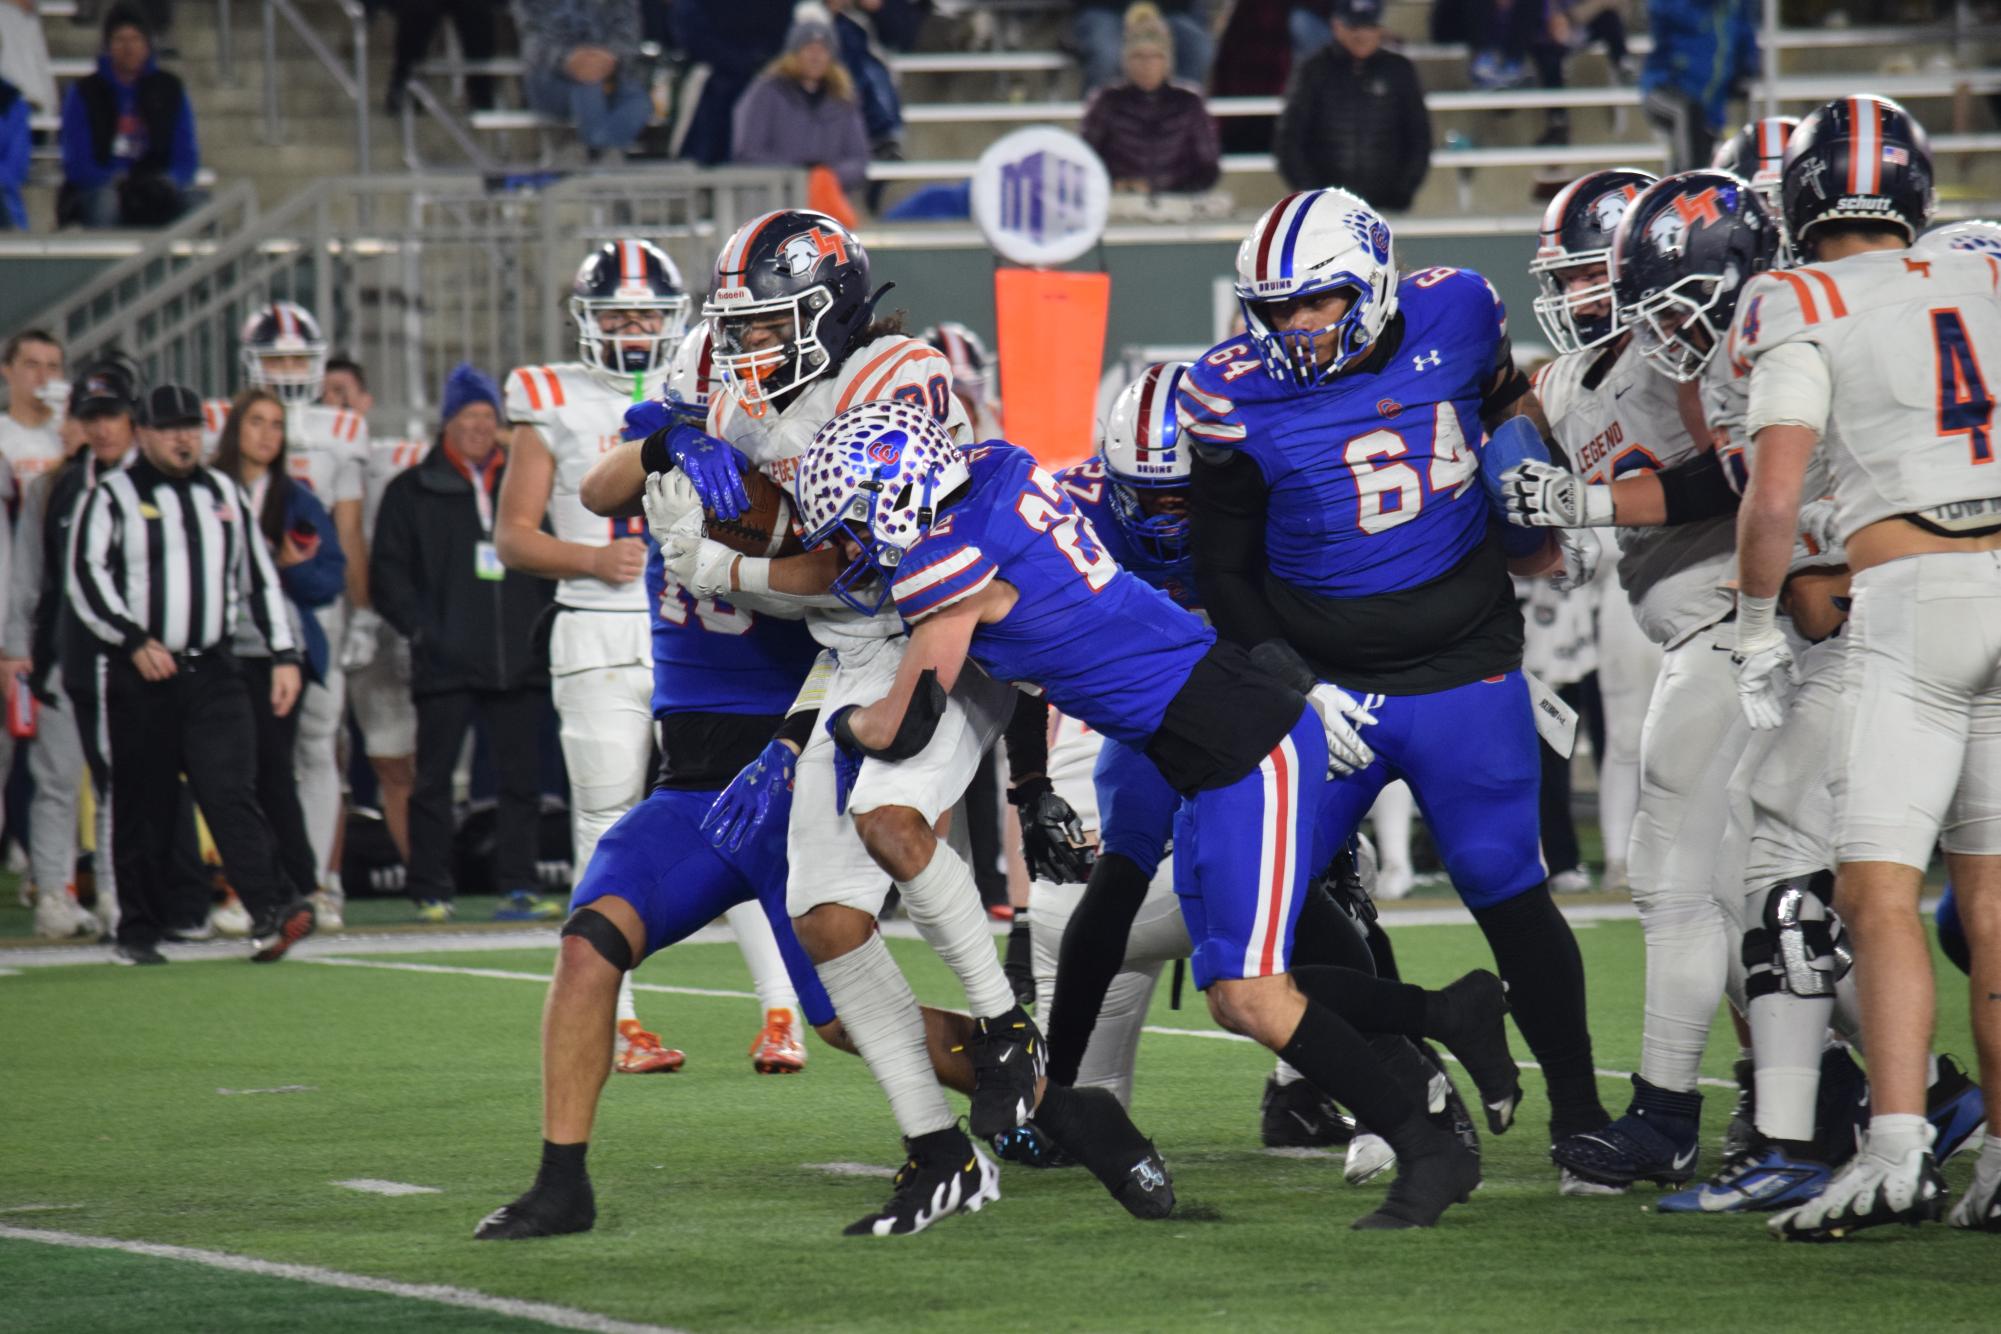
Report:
18,169,805,432
263,0,371,177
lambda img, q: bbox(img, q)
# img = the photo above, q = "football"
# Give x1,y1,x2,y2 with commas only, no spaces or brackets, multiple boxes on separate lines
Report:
704,465,806,558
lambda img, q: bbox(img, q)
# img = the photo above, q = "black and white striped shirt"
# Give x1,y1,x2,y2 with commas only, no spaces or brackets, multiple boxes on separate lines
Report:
70,458,297,659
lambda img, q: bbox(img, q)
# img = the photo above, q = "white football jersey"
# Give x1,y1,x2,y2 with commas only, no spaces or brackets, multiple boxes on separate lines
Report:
362,436,427,538
0,415,60,495
1730,248,2001,537
202,398,367,508
1537,338,1735,646
1701,332,1836,584
711,334,973,649
1045,707,1104,833
505,362,649,613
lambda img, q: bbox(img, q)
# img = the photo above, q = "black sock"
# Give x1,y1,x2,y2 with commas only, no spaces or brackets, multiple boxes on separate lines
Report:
1277,999,1423,1151
535,1139,589,1194
1364,917,1402,981
1046,853,1150,1087
1290,886,1378,972
1290,965,1428,1037
1471,885,1605,1125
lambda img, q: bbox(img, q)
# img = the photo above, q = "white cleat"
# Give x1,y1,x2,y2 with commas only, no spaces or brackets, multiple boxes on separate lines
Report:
309,888,345,932
1948,1146,2001,1232
1769,1130,1946,1241
33,886,101,940
211,893,253,937
1345,1132,1396,1186
1373,865,1417,902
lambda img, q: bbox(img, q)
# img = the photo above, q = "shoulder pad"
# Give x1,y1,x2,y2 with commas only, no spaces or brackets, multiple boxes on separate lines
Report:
833,337,952,414
506,366,567,424
1173,367,1248,449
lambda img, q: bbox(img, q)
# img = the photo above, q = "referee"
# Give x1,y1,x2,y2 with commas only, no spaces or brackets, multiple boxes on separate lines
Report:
68,383,316,965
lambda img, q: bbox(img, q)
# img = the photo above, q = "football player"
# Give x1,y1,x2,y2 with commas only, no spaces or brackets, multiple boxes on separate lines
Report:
1712,116,1800,248
1726,95,2001,1240
232,303,369,929
1178,188,1595,1163
793,399,1524,1230
1915,218,2001,257
494,243,810,1073
923,321,1002,440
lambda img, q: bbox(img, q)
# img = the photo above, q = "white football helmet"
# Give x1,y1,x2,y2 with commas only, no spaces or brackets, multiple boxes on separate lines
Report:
666,323,716,411
794,399,969,616
1100,361,1192,562
240,301,329,405
1913,219,2001,258
1234,189,1399,383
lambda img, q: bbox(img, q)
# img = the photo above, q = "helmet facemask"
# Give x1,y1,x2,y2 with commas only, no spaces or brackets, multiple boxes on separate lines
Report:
1628,272,1733,383
244,347,327,406
1107,478,1189,563
705,286,837,420
1241,280,1379,386
572,294,689,395
1530,249,1622,355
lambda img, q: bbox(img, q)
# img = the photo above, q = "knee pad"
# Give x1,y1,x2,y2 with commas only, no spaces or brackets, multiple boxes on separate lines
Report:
1742,871,1851,1000
561,906,634,972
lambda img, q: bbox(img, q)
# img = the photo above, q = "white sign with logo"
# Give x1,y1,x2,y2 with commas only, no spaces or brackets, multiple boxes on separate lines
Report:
970,126,1112,268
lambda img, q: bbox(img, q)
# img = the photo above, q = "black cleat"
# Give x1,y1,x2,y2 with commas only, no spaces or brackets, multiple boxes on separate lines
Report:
1109,1140,1176,1220
962,1005,1046,1139
109,941,167,966
1036,1084,1175,1219
1422,1050,1481,1161
249,898,316,963
1432,970,1520,1135
844,1125,999,1237
474,1183,595,1240
1351,1126,1482,1230
1260,1074,1357,1148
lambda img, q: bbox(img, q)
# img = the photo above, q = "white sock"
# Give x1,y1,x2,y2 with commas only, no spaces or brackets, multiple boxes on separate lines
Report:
1927,1052,1941,1087
724,899,799,1028
815,932,955,1139
1634,892,1730,1092
898,842,1015,1019
1273,1060,1305,1088
1866,1112,1932,1161
615,973,639,1028
1749,992,1833,1143
1369,782,1414,877
1832,971,1864,1043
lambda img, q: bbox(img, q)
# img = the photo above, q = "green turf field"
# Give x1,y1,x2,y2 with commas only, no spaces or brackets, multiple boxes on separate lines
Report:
1,916,1991,1333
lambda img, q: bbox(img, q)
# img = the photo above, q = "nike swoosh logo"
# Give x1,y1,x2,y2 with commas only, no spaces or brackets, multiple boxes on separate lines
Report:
998,1049,1013,1063
1672,1147,1697,1171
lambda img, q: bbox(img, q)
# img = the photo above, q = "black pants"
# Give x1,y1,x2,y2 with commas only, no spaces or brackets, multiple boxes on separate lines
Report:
243,656,317,899
78,651,290,948
390,0,498,107
408,687,543,903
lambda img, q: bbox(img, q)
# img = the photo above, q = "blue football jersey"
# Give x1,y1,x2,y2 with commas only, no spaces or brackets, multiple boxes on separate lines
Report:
1177,266,1507,599
891,443,1215,747
1053,458,1202,612
646,542,820,718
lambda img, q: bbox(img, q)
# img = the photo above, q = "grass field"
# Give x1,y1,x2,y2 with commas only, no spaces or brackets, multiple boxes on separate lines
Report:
2,908,1992,1333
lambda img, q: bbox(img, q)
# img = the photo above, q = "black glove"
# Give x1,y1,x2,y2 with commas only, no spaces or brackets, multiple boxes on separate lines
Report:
1008,776,1095,884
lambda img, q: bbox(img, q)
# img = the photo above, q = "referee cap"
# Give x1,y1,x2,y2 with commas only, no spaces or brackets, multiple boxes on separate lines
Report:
139,383,205,430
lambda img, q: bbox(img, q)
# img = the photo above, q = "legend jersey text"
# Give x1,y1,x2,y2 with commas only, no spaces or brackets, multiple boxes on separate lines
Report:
710,334,972,649
507,362,650,613
1537,338,1733,647
203,399,367,507
1729,249,2001,537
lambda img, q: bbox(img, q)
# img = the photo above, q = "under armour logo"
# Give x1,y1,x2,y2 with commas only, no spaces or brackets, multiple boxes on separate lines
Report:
1412,350,1441,371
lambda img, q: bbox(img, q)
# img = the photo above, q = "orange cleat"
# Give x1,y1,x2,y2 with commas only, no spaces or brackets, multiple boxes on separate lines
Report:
615,1019,685,1074
750,1008,806,1075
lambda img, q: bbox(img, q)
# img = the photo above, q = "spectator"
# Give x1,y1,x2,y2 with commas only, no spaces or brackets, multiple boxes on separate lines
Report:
370,364,555,923
1074,1,1213,92
514,0,652,160
1275,0,1430,213
56,4,202,229
1210,0,1292,156
212,389,347,903
671,0,790,167
1081,4,1219,196
731,11,871,200
0,0,59,113
386,0,500,114
0,329,65,480
827,0,904,157
1287,2,1332,63
1641,0,1757,170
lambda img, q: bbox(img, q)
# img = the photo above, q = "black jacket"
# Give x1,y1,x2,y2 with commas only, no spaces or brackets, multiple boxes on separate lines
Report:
370,443,552,696
47,449,126,697
1275,45,1431,211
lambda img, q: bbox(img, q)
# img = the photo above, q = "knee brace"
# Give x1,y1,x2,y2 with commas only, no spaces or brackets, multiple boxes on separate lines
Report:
561,906,635,972
1742,871,1851,1000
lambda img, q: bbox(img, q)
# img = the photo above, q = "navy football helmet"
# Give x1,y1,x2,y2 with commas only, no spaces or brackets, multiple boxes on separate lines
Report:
1711,117,1798,217
1781,95,1934,250
1531,168,1659,354
240,301,328,405
1610,171,1781,383
570,239,690,393
704,210,873,417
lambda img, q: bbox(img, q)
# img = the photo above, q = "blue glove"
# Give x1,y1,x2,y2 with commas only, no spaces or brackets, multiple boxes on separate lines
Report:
701,738,799,854
622,394,708,444
667,423,753,521
826,709,865,816
1482,415,1555,558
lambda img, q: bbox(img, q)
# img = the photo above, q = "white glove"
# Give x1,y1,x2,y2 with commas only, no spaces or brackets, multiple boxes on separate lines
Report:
642,469,704,548
1552,529,1600,592
661,507,740,600
1501,460,1617,528
1306,683,1378,777
1796,498,1841,551
341,607,381,672
1732,598,1795,731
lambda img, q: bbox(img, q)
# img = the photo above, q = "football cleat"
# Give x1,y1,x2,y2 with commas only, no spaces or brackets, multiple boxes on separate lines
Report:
1926,1055,1986,1163
1769,1133,1946,1241
474,1183,595,1240
1033,1084,1175,1219
109,941,167,966
1551,1076,1702,1189
32,883,101,939
249,898,316,963
309,887,345,932
751,1008,806,1074
1722,1054,1758,1162
1426,1058,1482,1161
211,891,253,937
960,1005,1046,1139
1429,970,1520,1134
843,1127,1000,1237
1345,1131,1396,1186
1657,1142,1834,1214
1813,1044,1870,1166
615,1020,686,1074
414,899,455,925
990,1120,1076,1169
1947,1151,2001,1232
1108,1140,1176,1221
1559,1169,1627,1197
1351,1126,1482,1229
494,890,563,921
1260,1073,1357,1148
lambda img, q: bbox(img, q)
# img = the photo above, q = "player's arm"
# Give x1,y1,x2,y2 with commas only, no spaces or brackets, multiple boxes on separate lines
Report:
334,497,366,607
1189,446,1290,647
579,438,646,519
497,424,645,585
839,596,983,757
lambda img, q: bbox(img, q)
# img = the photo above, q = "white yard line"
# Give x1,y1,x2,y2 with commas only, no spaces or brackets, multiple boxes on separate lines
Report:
334,1180,442,1197
0,1225,687,1334
304,956,758,1001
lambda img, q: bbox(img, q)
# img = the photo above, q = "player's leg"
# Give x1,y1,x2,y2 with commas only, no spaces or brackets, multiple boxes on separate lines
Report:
548,653,655,878
349,636,417,859
1594,578,1661,891
293,602,348,917
1945,641,2001,1232
725,899,808,1073
1367,781,1417,901
26,690,92,938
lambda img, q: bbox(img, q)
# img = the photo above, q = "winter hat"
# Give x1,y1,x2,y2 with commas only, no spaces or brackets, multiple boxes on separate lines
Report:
1122,3,1174,61
102,3,151,50
784,4,837,54
440,362,501,426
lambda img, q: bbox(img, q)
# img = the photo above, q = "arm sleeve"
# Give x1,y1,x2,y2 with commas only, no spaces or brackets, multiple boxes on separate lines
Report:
234,482,297,659
1190,447,1291,648
169,91,198,188
69,483,148,649
1656,450,1743,525
1002,689,1051,782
